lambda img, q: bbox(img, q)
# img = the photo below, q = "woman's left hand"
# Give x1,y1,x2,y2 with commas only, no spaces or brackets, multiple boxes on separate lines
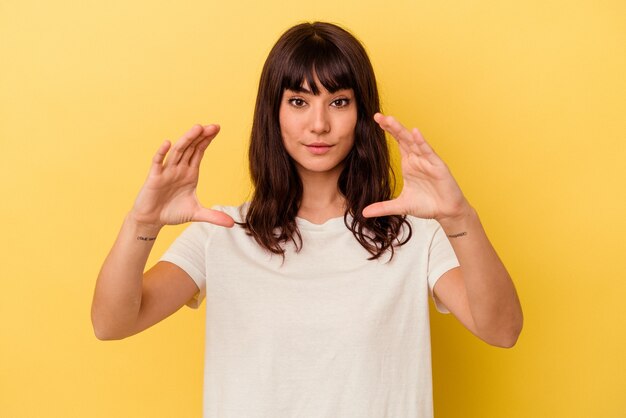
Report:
363,113,471,222
364,114,524,348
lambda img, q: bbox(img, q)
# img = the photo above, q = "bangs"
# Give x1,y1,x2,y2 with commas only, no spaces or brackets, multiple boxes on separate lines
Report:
282,36,355,94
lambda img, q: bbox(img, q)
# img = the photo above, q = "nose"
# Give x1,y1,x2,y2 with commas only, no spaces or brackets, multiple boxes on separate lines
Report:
309,105,330,135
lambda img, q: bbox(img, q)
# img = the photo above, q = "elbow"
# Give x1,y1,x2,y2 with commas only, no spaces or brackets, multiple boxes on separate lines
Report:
481,312,524,349
496,320,524,349
91,308,128,341
91,318,120,341
92,324,124,341
491,331,520,349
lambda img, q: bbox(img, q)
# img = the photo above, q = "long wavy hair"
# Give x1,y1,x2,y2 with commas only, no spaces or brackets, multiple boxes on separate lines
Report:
240,21,411,260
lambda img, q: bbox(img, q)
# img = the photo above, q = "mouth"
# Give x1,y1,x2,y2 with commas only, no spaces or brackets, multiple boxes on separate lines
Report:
305,142,333,155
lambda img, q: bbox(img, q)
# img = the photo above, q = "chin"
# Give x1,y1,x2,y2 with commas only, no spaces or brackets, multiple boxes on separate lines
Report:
295,159,345,176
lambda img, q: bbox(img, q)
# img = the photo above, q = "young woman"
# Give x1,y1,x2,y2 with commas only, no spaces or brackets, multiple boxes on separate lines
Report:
92,21,522,418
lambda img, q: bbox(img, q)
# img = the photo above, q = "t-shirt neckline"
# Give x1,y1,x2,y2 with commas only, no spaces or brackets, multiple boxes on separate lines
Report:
295,214,351,231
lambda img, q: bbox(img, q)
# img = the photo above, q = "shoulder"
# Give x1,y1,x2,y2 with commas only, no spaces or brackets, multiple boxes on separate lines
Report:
396,216,454,260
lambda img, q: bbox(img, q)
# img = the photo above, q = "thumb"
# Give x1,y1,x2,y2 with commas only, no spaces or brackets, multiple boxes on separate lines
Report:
362,199,404,218
192,207,236,228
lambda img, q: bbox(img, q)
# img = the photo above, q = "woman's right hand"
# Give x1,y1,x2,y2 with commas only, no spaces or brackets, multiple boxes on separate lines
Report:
129,124,235,230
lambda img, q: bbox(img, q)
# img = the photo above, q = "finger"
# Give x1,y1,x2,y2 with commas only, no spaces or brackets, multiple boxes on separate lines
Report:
411,127,433,154
411,128,442,165
376,115,420,157
362,199,406,218
390,129,416,159
164,124,204,167
182,124,220,166
202,124,220,139
188,136,213,168
395,134,412,156
192,208,235,228
374,113,421,155
375,112,406,154
149,140,171,176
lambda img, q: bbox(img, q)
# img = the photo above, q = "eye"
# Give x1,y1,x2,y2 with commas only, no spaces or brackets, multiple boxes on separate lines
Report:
331,98,351,108
288,97,306,108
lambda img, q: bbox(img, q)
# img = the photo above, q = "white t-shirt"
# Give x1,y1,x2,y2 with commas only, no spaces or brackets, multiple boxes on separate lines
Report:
161,204,459,418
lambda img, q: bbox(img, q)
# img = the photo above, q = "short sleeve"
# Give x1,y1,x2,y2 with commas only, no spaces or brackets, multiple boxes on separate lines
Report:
427,224,460,314
160,222,213,309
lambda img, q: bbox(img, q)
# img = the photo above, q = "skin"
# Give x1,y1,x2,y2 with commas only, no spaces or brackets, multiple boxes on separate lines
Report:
92,87,523,348
91,124,234,340
279,82,357,223
365,114,523,347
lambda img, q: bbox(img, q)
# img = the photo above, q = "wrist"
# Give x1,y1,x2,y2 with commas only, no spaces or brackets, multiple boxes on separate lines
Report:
437,203,477,234
125,212,164,237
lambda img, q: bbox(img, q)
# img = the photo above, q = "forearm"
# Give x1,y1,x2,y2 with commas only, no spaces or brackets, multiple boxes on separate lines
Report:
439,206,523,347
91,213,162,340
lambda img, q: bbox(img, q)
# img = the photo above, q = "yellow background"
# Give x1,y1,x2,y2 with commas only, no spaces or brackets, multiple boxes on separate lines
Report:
1,1,625,417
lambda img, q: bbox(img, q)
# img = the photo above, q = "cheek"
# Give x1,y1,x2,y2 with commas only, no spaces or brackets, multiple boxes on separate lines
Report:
343,113,358,140
278,113,298,157
278,108,297,140
278,107,287,135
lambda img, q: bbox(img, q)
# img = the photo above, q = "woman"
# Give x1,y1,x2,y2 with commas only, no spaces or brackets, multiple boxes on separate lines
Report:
92,21,522,418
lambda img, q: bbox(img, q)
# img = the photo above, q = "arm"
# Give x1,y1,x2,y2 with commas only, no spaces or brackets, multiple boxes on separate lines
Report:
363,113,523,348
434,208,522,348
91,124,234,340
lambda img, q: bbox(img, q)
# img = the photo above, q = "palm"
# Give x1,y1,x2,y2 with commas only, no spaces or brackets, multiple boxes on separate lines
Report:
134,164,203,225
130,124,234,228
363,113,468,220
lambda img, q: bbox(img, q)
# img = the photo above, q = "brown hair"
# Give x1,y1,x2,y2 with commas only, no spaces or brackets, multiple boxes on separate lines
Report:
240,21,411,260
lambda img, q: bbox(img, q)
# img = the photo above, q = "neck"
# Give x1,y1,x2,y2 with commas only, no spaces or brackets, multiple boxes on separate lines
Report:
297,165,346,224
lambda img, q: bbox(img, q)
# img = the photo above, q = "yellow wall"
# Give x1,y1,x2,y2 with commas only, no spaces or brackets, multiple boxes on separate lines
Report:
1,1,624,417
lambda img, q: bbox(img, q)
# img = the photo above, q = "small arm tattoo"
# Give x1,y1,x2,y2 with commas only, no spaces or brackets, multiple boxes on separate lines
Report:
137,236,157,241
447,232,467,238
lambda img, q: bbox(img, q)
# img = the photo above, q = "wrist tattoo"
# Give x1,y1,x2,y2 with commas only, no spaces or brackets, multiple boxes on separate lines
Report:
447,232,467,238
137,236,157,242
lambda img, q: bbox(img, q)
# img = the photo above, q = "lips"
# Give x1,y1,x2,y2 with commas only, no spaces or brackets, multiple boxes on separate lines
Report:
305,142,333,155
